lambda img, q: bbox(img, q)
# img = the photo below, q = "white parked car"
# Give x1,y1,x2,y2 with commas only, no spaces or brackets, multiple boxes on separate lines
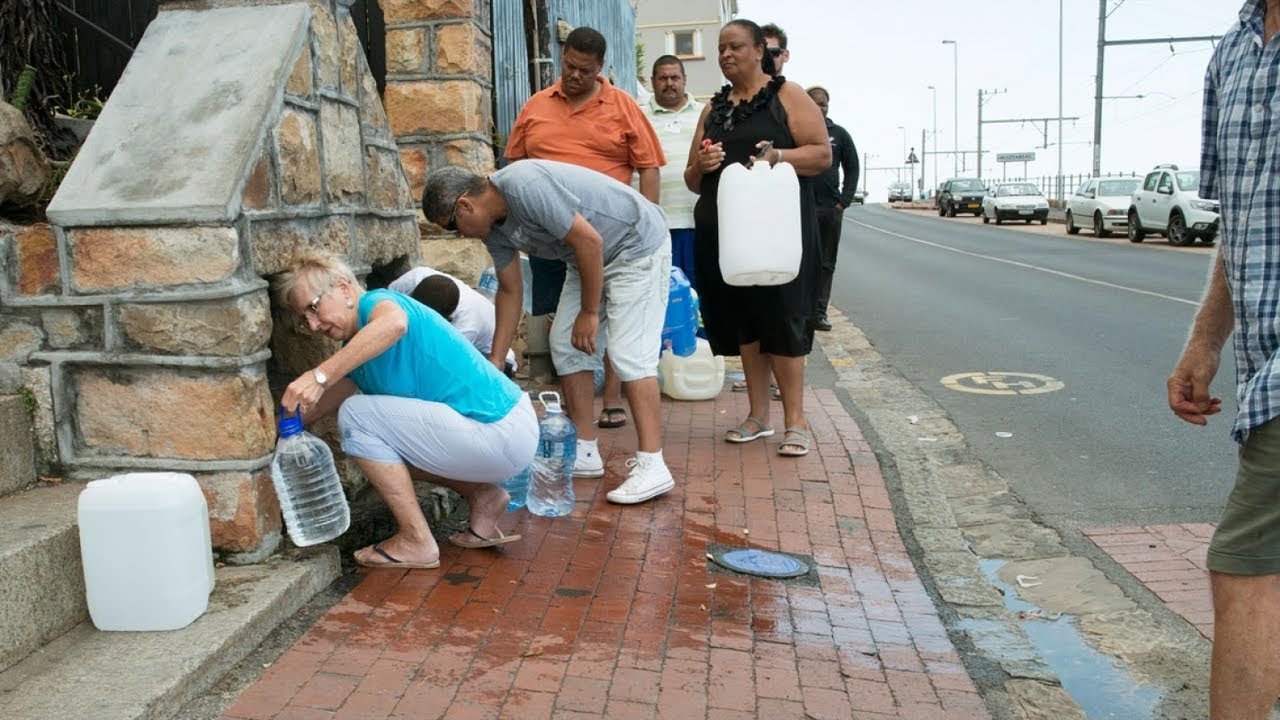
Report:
1065,177,1142,237
981,182,1050,225
1127,164,1220,246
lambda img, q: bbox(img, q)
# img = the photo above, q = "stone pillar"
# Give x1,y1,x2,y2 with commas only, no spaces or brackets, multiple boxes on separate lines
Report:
380,0,497,283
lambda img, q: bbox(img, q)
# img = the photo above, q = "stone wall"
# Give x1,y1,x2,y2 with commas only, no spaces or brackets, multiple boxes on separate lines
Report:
381,0,496,285
0,1,419,562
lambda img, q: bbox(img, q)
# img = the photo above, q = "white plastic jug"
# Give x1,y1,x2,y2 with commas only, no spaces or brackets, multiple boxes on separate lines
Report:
77,472,215,631
658,338,726,400
716,160,802,286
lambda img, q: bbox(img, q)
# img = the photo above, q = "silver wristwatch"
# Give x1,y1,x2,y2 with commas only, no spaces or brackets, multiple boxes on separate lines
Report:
311,368,328,389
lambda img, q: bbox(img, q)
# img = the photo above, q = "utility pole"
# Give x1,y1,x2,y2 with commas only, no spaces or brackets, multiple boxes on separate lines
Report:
1092,0,1106,180
976,88,1005,179
1090,1,1222,176
1057,0,1064,204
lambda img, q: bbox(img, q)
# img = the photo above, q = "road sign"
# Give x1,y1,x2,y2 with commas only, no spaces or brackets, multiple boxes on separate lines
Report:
996,152,1036,163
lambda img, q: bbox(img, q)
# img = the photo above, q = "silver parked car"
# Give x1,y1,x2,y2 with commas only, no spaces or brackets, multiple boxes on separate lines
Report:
1065,177,1142,238
981,182,1050,225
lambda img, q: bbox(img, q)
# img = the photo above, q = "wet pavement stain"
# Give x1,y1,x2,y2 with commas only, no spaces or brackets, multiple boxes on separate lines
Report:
977,558,1160,719
441,569,483,586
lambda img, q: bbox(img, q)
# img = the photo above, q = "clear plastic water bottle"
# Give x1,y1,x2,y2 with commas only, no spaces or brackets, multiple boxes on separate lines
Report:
526,392,577,517
478,259,536,311
502,464,531,512
269,408,350,546
476,265,499,301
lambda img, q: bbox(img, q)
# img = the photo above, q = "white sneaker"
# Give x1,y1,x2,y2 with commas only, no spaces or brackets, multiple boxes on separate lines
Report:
607,457,674,504
573,449,604,478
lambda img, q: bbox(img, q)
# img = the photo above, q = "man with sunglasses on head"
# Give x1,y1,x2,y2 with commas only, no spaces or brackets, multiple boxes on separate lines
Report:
505,25,666,443
422,162,676,506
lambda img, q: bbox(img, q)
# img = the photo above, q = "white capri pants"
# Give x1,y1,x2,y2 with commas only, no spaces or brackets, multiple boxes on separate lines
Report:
338,393,538,483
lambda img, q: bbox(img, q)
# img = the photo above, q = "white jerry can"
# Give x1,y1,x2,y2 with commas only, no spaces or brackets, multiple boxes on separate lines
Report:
77,472,215,631
716,160,802,286
658,338,726,400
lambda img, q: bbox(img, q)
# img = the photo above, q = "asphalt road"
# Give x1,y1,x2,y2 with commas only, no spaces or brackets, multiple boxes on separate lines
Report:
833,204,1237,529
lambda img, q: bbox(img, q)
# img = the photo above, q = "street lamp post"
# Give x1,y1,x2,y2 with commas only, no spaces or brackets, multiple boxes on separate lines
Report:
927,84,938,191
942,40,958,176
896,125,906,182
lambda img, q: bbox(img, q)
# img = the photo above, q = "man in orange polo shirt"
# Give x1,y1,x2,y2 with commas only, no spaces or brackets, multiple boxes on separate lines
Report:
507,27,663,197
506,25,665,478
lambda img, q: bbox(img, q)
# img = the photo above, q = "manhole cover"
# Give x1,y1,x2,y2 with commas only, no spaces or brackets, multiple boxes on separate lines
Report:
710,548,810,578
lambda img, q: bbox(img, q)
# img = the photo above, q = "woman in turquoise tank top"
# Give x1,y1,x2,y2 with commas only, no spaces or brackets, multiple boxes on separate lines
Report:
277,252,539,569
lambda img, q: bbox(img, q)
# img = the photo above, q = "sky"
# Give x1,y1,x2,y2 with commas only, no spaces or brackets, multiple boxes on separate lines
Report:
731,0,1239,200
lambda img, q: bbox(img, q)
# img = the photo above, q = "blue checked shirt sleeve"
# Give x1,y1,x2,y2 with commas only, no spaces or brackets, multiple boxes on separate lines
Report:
1199,48,1219,201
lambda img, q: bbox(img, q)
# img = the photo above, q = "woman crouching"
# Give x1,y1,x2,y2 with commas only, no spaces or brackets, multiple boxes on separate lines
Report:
276,252,537,568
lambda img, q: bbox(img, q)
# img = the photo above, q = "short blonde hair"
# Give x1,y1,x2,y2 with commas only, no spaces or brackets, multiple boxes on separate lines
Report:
273,252,359,308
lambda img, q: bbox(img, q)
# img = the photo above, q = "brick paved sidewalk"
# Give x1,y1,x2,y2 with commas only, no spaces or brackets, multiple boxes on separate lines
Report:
221,389,988,720
1083,524,1215,639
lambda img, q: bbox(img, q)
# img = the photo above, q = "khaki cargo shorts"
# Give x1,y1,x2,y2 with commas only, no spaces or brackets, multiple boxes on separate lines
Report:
1208,417,1280,575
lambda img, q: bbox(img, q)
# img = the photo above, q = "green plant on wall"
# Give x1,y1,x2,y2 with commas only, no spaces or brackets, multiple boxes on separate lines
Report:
53,75,105,120
635,40,645,82
17,387,37,417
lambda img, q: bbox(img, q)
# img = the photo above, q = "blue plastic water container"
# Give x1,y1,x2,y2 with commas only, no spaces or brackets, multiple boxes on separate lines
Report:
661,267,697,357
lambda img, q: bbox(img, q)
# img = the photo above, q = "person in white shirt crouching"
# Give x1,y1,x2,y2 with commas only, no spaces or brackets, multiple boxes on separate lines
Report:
389,267,518,376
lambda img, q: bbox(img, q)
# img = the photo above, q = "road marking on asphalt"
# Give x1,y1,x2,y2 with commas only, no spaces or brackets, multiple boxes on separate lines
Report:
940,371,1065,395
850,219,1200,306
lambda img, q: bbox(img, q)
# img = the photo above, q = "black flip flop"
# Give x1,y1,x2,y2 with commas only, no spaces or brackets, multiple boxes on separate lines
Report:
598,407,628,428
355,543,440,569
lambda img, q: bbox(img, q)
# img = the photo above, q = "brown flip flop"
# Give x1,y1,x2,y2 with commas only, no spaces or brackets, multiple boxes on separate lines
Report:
449,527,522,549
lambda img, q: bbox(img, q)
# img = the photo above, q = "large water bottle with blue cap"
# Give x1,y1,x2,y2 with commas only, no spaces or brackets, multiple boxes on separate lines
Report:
526,391,576,517
661,267,697,357
269,408,350,546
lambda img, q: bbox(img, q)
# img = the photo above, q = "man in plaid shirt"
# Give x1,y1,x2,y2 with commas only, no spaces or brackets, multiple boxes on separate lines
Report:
1168,2,1280,717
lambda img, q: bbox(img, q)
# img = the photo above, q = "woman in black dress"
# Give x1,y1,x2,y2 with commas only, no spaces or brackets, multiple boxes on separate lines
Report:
682,19,830,457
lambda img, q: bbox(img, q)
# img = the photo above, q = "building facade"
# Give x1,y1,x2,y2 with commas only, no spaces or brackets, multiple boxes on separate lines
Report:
634,0,736,100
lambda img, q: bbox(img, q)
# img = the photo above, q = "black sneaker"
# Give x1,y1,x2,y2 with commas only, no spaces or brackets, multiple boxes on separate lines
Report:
815,315,832,332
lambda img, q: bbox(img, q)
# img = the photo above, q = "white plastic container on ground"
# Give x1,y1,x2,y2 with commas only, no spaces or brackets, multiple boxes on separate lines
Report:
77,472,215,631
658,338,726,400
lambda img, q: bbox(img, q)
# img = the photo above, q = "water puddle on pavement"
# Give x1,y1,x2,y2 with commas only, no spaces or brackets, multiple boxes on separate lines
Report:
976,558,1160,719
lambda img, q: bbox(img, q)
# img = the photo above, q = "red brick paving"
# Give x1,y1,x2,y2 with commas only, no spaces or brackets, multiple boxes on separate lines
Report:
221,389,988,719
1082,523,1215,639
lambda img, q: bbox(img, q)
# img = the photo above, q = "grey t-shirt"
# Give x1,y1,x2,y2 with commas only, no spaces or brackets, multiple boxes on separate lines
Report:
484,159,667,272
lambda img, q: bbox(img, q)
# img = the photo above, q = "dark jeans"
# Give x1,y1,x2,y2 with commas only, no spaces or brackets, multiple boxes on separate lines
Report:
815,204,844,316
